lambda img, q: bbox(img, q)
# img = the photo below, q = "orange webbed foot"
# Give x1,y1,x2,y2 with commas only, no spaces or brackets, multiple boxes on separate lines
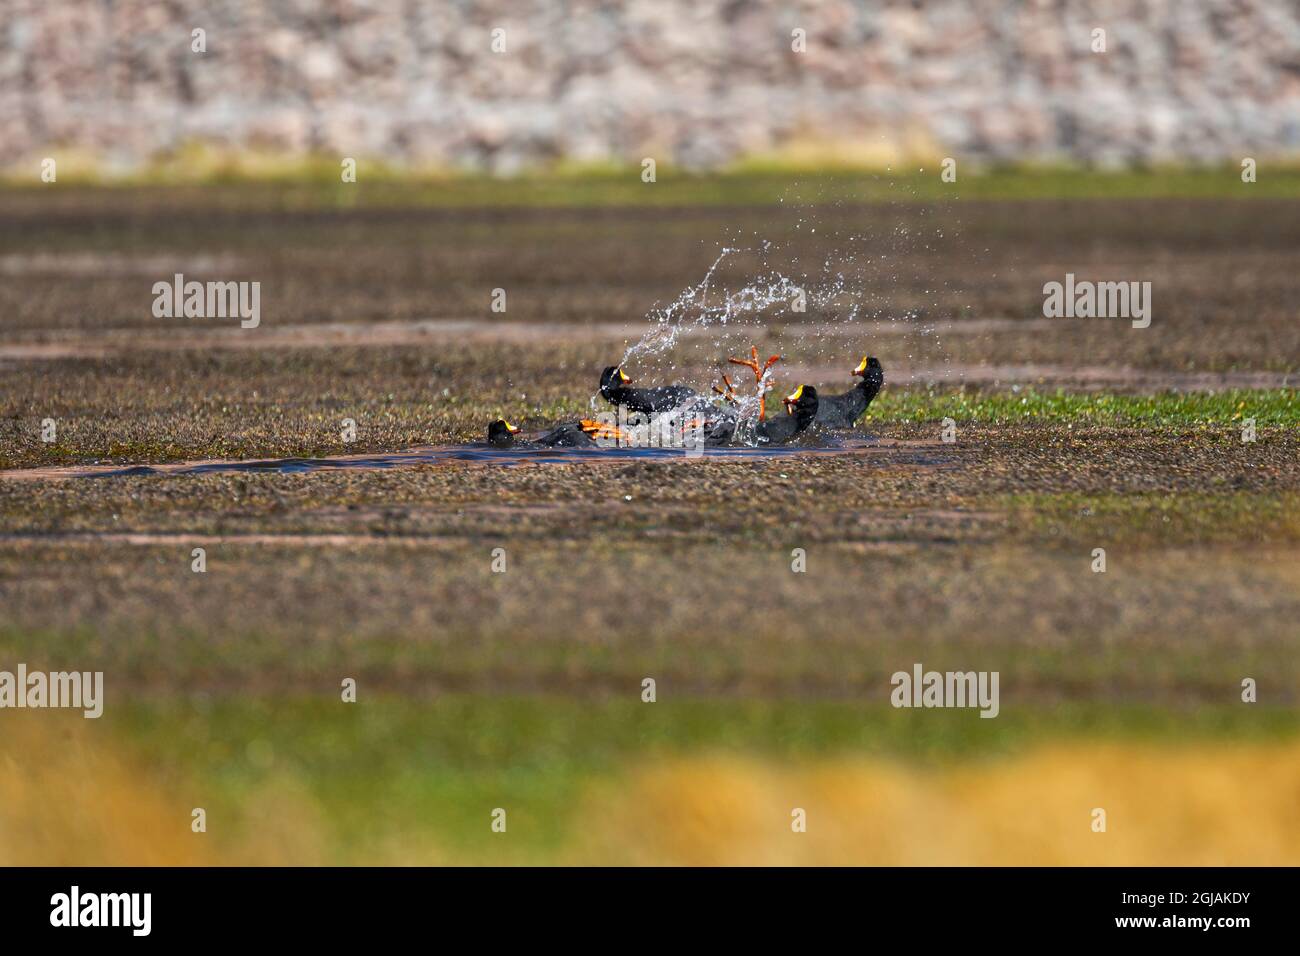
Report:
726,347,781,420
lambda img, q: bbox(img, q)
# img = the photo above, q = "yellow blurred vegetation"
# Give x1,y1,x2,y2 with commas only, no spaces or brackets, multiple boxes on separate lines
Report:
3,713,1298,866
572,745,1300,865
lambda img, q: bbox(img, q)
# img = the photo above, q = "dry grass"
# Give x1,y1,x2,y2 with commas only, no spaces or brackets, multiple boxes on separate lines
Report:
5,711,1297,865
570,743,1300,866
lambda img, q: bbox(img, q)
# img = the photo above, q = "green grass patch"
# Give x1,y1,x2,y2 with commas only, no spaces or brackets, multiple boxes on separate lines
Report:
5,164,1300,207
870,388,1299,427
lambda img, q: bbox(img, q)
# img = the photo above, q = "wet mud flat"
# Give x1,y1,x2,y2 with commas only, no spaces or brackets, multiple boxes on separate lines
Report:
2,194,1298,471
2,196,1298,369
1,189,1297,701
0,436,953,481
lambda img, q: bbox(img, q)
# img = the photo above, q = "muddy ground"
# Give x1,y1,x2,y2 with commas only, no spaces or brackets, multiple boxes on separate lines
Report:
2,192,1297,691
0,188,1297,862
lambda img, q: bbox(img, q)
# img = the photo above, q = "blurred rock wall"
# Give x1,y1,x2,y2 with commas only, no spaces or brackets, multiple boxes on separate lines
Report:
3,0,1298,171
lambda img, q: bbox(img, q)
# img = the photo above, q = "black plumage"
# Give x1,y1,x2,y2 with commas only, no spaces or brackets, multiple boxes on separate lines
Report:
487,419,520,447
677,385,818,446
814,357,884,429
486,419,596,448
599,365,698,414
755,385,819,444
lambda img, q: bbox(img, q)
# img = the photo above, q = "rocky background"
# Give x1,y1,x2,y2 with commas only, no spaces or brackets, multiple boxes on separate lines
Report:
3,0,1299,173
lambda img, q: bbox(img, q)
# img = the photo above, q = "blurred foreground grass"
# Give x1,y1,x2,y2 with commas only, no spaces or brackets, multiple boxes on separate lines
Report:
2,698,1297,865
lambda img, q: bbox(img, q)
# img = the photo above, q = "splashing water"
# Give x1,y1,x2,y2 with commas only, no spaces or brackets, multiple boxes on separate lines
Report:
619,246,849,367
593,245,854,439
